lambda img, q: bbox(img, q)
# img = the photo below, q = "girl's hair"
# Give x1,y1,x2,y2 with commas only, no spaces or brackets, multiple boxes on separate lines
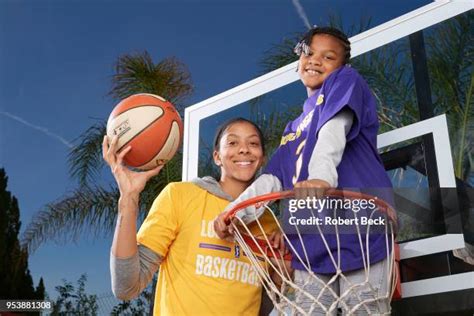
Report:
294,26,351,64
213,118,265,154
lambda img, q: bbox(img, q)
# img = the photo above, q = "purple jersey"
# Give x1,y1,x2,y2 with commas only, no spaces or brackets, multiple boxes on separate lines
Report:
264,66,393,273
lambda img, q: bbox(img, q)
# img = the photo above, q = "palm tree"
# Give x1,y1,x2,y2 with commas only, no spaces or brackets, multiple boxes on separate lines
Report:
22,51,193,252
425,13,473,181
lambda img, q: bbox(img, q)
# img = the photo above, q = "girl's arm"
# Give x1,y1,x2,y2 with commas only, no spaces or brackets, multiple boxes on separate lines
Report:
294,109,353,198
309,108,353,186
214,174,282,239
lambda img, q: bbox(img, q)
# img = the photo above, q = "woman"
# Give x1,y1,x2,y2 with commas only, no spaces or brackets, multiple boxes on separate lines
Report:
105,118,268,315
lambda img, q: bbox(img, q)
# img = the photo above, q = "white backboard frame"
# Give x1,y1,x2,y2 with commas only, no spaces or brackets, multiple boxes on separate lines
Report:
377,114,467,297
378,115,461,259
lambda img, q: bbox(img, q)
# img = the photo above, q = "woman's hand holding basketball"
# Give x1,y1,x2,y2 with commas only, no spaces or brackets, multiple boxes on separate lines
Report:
102,135,163,198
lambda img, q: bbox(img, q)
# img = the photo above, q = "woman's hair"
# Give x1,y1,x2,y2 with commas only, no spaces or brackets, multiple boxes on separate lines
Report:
294,26,351,64
213,118,265,154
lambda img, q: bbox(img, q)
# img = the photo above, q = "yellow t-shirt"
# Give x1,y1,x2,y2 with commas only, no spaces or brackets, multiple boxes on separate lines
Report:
137,182,263,316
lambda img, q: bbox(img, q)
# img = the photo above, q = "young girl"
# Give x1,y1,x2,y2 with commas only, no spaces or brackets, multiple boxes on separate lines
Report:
215,27,394,314
105,118,270,315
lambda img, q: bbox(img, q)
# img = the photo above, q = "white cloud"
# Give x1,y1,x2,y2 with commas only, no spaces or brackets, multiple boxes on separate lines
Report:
292,0,312,30
0,111,74,149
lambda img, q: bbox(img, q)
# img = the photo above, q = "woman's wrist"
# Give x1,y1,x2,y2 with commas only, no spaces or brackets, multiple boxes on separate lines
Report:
118,194,140,216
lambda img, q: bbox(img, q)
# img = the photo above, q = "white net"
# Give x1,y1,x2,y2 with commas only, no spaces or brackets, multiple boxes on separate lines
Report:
228,190,399,315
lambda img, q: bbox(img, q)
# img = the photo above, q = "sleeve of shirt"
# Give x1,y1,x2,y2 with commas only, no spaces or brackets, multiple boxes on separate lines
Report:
137,183,179,258
316,70,365,142
110,245,162,300
308,109,354,187
224,174,282,224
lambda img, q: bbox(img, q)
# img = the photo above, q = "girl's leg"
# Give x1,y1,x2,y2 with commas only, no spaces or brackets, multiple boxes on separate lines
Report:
293,269,339,316
339,258,391,315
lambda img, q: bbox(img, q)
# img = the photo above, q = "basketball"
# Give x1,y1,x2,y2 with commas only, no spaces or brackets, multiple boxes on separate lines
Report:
106,93,183,170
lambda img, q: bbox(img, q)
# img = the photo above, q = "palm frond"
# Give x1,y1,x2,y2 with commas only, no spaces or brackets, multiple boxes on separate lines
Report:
258,33,301,74
328,14,372,37
68,122,106,186
426,13,473,113
425,12,473,181
198,136,219,179
351,38,418,132
257,107,299,157
248,95,301,158
108,51,193,107
21,185,120,253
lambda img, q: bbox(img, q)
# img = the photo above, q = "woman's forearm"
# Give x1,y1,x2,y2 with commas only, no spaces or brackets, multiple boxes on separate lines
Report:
110,195,162,300
112,194,140,258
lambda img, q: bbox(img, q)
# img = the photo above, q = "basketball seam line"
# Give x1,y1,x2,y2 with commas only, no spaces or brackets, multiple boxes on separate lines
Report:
137,121,179,168
115,105,166,154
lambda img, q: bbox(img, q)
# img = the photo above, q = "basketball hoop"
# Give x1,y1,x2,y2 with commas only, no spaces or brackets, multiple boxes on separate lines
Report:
224,189,400,315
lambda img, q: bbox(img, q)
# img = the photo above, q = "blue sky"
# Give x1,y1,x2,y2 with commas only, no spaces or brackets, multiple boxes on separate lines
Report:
0,0,430,307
